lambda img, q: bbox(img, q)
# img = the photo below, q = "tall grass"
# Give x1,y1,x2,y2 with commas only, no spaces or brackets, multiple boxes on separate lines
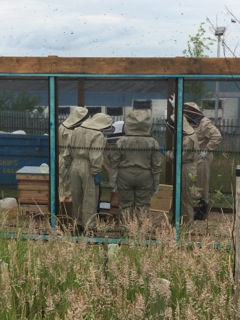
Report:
0,213,239,320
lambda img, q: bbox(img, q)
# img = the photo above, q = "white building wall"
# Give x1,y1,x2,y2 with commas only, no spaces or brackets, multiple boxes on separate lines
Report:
202,98,238,123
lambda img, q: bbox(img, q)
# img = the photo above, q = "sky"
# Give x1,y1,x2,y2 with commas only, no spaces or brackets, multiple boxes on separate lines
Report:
0,0,239,58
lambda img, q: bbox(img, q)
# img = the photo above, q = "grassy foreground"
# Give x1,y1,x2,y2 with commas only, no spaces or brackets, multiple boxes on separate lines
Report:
0,217,239,320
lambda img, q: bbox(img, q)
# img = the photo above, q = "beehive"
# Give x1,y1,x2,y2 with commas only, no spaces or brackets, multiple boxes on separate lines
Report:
150,184,173,212
16,166,49,215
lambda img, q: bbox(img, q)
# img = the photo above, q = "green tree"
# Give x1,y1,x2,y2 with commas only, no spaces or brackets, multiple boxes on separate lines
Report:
183,22,215,58
0,90,40,111
183,23,215,104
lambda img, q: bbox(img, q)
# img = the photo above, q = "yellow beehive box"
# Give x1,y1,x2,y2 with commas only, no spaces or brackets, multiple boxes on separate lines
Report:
16,166,49,215
150,184,173,212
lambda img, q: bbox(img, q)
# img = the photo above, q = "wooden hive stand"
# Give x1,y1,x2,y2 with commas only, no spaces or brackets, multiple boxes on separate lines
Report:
149,184,173,226
16,166,49,216
150,184,173,213
109,191,121,222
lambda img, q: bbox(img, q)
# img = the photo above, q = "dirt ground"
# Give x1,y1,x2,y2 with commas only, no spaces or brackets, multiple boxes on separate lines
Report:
146,210,234,244
0,206,235,246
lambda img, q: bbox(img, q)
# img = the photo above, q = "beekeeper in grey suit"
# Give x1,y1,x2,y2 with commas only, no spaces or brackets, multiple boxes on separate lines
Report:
110,109,161,222
58,107,89,216
183,102,222,220
164,115,199,224
64,113,112,232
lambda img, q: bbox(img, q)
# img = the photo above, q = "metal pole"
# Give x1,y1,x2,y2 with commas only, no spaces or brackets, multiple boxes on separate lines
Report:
235,165,240,300
175,78,183,242
49,77,57,228
214,35,221,125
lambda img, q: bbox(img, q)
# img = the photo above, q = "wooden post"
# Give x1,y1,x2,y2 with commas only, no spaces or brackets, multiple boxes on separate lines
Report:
235,165,240,296
166,79,176,185
77,79,84,107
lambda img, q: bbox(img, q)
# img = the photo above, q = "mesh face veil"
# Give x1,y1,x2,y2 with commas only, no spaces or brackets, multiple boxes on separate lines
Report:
183,103,204,125
165,117,175,134
165,114,194,135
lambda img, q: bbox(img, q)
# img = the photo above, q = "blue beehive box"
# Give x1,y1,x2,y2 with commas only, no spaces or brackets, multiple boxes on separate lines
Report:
0,133,49,187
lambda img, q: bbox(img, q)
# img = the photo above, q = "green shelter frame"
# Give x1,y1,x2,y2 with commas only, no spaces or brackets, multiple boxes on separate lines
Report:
0,56,240,242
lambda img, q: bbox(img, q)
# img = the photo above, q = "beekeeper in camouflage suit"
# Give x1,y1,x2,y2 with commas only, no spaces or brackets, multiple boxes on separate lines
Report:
183,102,222,220
164,115,199,224
110,109,161,222
64,113,112,232
58,107,89,219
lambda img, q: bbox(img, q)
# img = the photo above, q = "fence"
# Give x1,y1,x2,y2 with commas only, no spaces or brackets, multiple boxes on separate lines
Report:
0,111,50,135
0,111,240,151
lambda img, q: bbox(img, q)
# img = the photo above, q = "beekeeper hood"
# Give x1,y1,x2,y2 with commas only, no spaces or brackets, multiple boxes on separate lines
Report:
124,110,152,136
81,113,113,131
113,121,124,134
166,114,194,135
63,107,89,129
183,102,204,125
107,120,125,142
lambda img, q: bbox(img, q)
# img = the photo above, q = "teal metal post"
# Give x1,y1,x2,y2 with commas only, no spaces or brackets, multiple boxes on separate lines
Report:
175,78,184,241
49,77,57,228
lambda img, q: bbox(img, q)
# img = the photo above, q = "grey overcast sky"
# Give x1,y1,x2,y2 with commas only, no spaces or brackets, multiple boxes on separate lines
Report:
0,0,239,58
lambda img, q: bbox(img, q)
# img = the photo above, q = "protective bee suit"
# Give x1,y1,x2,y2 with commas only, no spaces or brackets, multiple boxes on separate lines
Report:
58,107,89,202
104,121,125,222
183,102,222,219
64,113,112,230
110,110,161,221
106,120,125,157
165,115,199,224
112,120,124,134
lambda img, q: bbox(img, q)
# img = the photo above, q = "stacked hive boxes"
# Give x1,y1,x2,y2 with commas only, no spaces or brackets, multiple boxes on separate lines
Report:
16,166,49,215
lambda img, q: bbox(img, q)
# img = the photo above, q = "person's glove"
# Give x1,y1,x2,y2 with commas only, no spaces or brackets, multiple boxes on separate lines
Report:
168,94,175,108
94,173,101,185
109,180,117,191
199,151,208,159
160,145,166,156
151,185,159,196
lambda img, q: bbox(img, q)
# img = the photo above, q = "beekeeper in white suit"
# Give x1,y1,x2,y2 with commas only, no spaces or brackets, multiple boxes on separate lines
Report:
64,113,112,233
106,120,125,157
183,102,222,220
59,107,89,202
168,95,222,220
112,120,124,134
164,114,199,224
58,107,89,223
110,110,161,222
